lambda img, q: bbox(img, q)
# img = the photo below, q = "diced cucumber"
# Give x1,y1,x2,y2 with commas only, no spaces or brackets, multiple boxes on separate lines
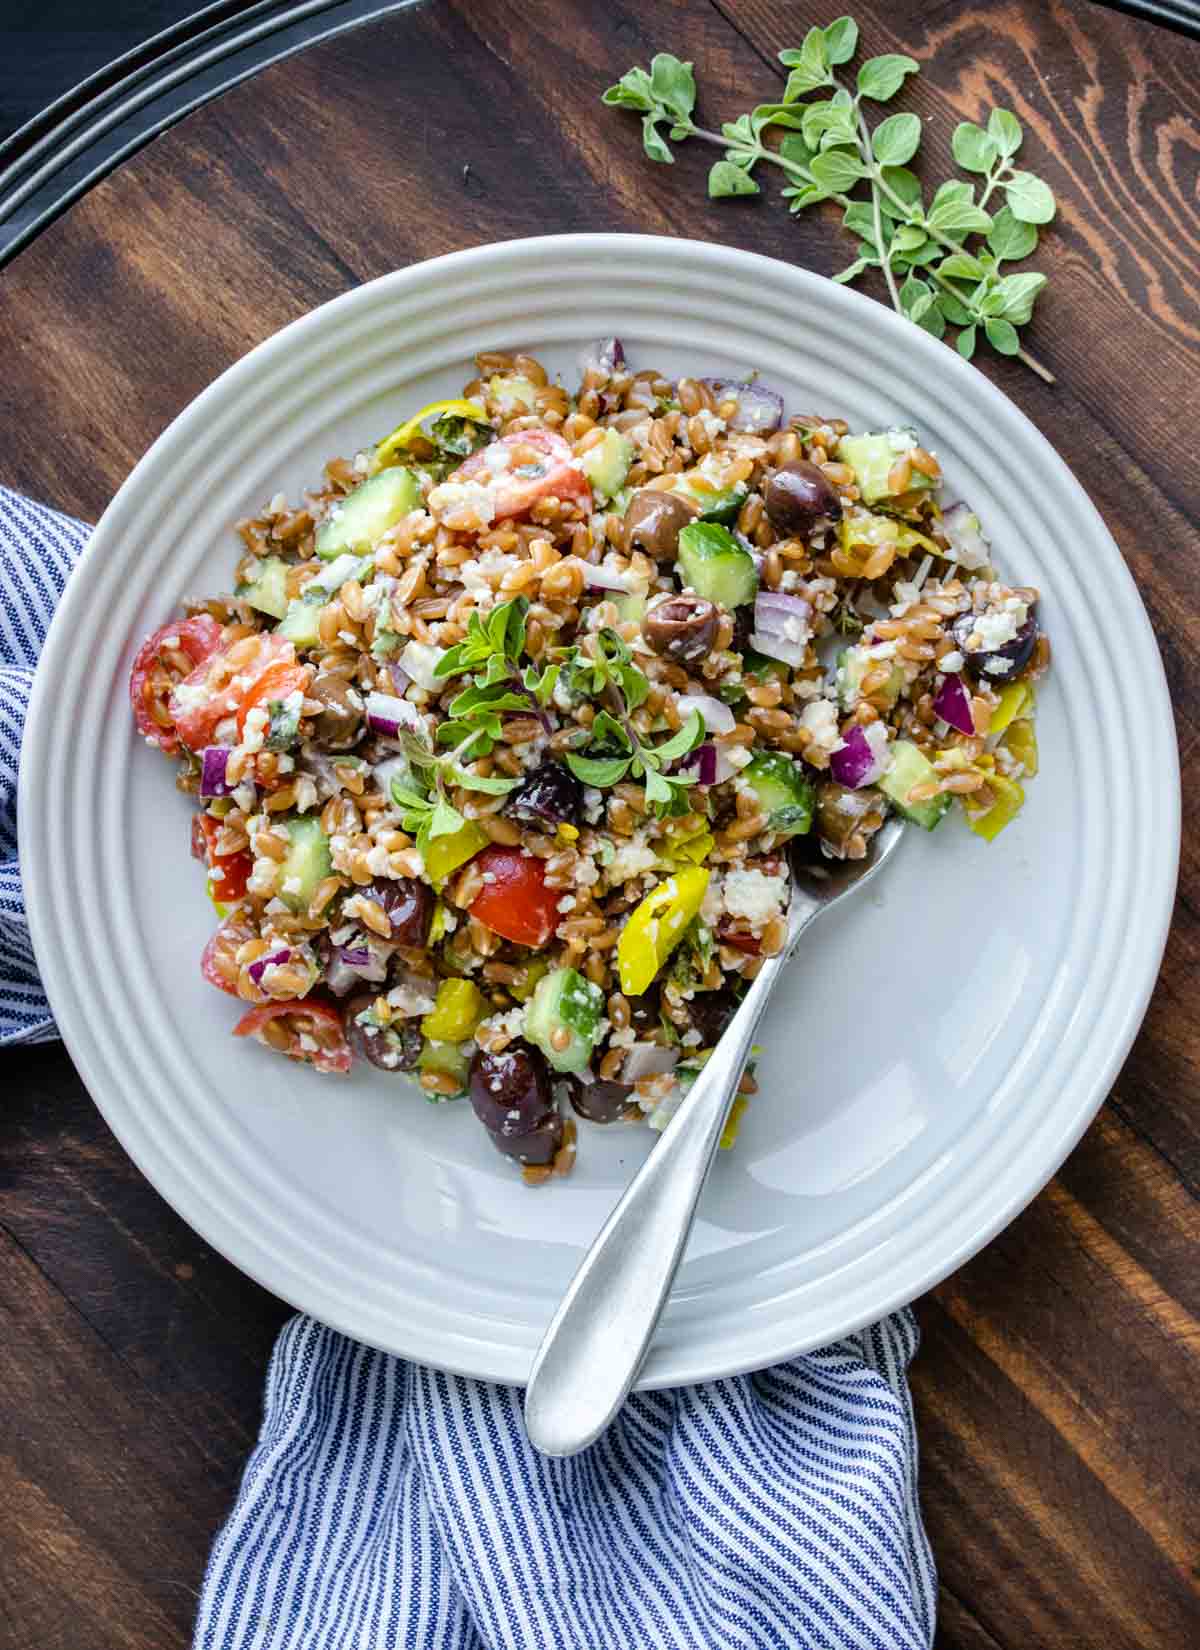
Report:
278,816,333,912
277,599,322,648
743,649,789,685
669,470,747,524
741,751,814,838
302,551,376,600
837,431,935,506
236,555,290,620
315,469,421,560
580,428,634,500
265,690,303,751
617,590,647,626
489,374,539,413
524,966,604,1074
837,644,902,711
417,1038,469,1096
676,522,758,610
878,739,951,830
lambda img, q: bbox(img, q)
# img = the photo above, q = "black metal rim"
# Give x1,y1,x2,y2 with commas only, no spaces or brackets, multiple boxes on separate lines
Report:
1,0,1196,270
0,0,422,268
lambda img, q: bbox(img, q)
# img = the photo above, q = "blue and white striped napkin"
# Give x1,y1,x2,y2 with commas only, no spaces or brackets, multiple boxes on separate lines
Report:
2,486,936,1650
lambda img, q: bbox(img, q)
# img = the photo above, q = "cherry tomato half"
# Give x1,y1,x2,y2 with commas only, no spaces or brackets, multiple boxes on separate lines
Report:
450,429,591,521
201,912,261,998
468,845,559,948
169,632,296,753
193,813,252,904
129,615,224,755
233,998,352,1073
236,660,312,739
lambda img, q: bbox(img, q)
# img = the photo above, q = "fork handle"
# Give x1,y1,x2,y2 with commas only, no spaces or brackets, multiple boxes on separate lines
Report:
522,946,786,1457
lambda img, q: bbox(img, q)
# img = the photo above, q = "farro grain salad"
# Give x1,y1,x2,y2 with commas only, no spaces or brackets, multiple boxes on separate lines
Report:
129,343,1048,1183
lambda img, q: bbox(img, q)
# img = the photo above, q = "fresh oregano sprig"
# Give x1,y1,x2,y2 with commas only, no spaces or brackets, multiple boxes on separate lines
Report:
602,18,1057,381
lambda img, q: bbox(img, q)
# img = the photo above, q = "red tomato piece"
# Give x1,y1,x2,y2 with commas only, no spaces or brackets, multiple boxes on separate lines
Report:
169,632,296,753
233,999,352,1074
468,845,560,948
201,913,260,998
129,615,224,755
450,429,592,521
235,660,311,739
717,922,761,957
193,813,253,903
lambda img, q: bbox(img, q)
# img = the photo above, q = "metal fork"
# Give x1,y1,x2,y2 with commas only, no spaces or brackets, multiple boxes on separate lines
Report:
523,818,906,1457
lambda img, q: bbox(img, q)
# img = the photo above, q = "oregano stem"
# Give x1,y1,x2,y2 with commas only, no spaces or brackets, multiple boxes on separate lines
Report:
854,107,902,313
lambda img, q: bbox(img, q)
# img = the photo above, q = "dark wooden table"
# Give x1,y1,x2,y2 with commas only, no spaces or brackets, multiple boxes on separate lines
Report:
3,3,1198,1646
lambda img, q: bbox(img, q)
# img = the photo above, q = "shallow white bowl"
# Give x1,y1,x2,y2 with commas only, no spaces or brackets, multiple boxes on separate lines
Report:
21,234,1178,1385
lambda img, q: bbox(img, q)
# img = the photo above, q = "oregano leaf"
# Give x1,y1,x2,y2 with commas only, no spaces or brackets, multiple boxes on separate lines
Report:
872,111,922,166
823,16,859,65
951,121,998,174
984,317,1021,354
956,324,978,359
709,160,760,198
857,54,919,101
987,108,1023,158
987,205,1038,262
809,148,866,191
1004,170,1056,224
642,116,673,164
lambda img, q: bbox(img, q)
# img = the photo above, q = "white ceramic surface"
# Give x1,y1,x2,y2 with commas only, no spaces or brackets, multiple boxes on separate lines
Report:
21,235,1179,1385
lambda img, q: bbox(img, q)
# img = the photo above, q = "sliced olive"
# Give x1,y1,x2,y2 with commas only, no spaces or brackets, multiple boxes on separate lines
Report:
343,992,421,1073
952,608,1039,683
763,462,842,535
643,594,718,663
468,1042,555,1138
565,1074,633,1124
508,760,584,828
366,876,434,948
623,490,699,560
309,672,364,751
685,989,738,1049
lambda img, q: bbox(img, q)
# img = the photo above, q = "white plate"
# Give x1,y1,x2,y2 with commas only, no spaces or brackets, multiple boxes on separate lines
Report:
21,235,1179,1385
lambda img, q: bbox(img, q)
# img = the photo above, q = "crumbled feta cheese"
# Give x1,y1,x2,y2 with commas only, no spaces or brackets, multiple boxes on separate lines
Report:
608,1025,637,1050
799,698,841,754
388,981,437,1017
722,867,788,933
693,408,726,440
701,876,724,927
293,774,318,814
398,640,446,690
427,478,496,526
607,839,659,885
458,546,519,603
169,680,210,715
973,603,1026,653
939,650,964,673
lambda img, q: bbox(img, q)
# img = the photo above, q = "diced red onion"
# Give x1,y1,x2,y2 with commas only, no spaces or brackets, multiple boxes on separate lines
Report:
580,337,625,375
701,378,785,434
939,503,991,571
582,562,633,592
622,1042,680,1083
933,671,976,736
199,746,233,798
333,941,389,983
750,590,813,668
322,956,361,997
387,660,411,695
365,691,421,737
248,947,292,985
677,692,735,736
694,743,718,786
828,724,890,789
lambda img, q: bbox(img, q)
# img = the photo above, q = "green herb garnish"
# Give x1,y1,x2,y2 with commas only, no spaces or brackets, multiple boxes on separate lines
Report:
603,19,1056,380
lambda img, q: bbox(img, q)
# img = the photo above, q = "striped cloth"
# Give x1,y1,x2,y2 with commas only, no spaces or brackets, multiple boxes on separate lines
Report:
2,486,936,1648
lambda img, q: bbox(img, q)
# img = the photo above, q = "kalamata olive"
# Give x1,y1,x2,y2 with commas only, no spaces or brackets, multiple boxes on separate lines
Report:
489,1111,565,1166
508,760,584,828
763,462,842,535
623,490,699,561
469,1042,555,1138
952,607,1039,683
626,986,661,1036
815,782,885,858
343,992,422,1073
309,672,365,751
366,876,433,948
644,594,719,663
686,989,738,1049
565,1074,634,1124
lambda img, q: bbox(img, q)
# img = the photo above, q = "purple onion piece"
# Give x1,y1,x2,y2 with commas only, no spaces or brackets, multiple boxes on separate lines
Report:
581,337,625,375
323,956,362,997
582,561,634,592
248,947,292,985
939,503,991,571
676,692,735,736
753,590,813,635
695,743,718,786
622,1043,679,1083
702,378,785,434
199,746,233,798
387,660,411,695
828,724,888,789
933,671,976,736
365,691,420,738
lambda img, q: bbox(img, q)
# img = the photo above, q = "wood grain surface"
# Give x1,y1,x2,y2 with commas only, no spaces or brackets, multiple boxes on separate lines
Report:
2,2,1198,1646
